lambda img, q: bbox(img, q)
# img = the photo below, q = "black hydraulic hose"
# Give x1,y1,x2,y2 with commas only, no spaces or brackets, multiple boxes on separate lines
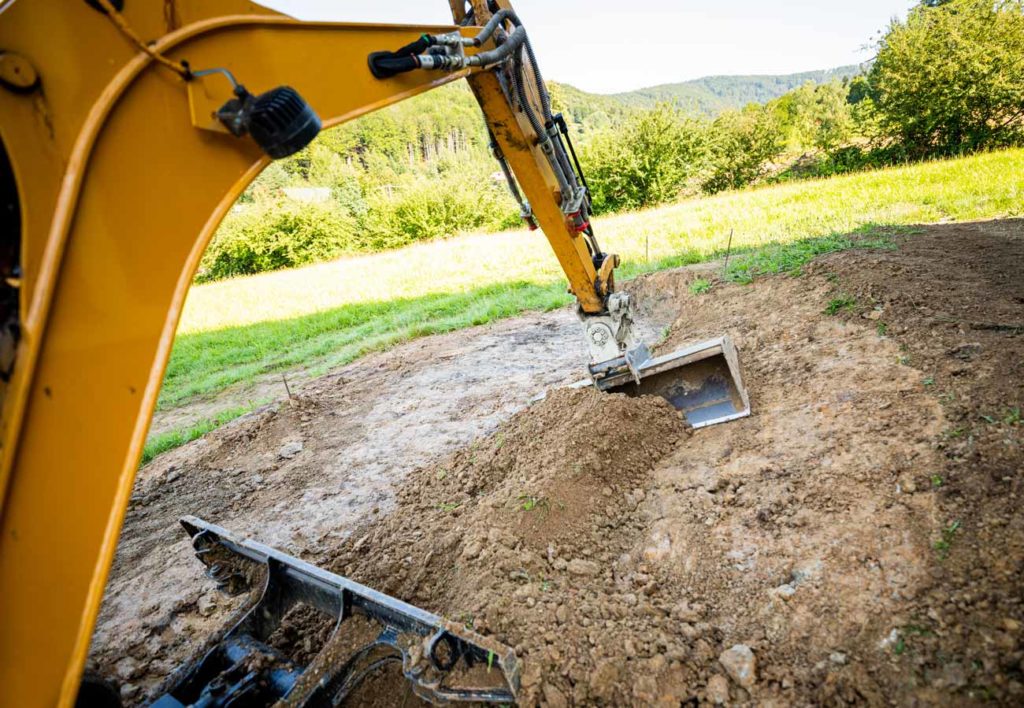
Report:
480,10,554,123
368,34,436,79
367,55,420,79
524,37,553,122
489,129,528,209
470,25,527,68
474,8,520,45
558,115,591,197
510,48,545,138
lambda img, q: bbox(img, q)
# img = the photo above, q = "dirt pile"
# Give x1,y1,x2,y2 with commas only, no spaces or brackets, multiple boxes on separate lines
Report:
88,219,1023,706
318,387,687,704
315,237,953,705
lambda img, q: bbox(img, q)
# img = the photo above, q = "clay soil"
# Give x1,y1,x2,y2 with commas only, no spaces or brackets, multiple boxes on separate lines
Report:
89,219,1023,706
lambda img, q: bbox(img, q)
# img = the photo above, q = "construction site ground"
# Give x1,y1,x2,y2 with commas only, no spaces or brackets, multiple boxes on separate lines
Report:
89,219,1024,706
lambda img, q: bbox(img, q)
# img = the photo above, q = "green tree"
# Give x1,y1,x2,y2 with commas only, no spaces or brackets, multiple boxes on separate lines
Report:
582,104,707,213
702,107,785,194
770,81,854,152
861,0,1024,157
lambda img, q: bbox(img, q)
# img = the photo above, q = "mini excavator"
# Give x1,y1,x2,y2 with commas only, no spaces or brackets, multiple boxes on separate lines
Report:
0,1,749,705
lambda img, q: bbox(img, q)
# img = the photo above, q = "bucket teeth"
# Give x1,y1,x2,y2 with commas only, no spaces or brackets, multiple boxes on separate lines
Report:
156,517,520,706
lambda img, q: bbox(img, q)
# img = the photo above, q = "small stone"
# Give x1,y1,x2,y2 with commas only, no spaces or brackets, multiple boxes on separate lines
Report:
278,441,304,459
673,601,700,622
829,651,848,665
719,644,756,689
555,604,568,624
622,593,638,607
1003,618,1021,632
602,486,613,497
196,592,218,617
949,342,982,360
939,661,967,688
461,540,482,560
114,657,138,682
567,559,600,577
543,683,568,708
119,683,140,701
589,661,621,701
706,674,731,704
165,467,182,483
774,583,797,599
791,559,823,584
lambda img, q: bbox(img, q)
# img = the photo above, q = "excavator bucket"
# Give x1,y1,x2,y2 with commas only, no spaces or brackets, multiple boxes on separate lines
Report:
594,336,750,428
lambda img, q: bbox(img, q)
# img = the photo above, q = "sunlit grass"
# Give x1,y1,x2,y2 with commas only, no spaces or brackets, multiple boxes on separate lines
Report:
164,148,1023,412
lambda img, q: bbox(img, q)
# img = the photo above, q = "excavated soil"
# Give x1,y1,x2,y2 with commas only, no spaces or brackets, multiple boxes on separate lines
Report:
88,219,1023,706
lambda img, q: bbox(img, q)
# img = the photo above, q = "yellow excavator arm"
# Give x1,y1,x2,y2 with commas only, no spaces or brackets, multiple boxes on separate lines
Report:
0,1,747,704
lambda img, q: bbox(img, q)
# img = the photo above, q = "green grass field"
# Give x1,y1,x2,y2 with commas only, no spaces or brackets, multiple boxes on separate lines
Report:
149,149,1023,460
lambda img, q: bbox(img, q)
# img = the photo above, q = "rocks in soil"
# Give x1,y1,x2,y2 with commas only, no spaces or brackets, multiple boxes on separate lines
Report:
719,644,757,689
542,682,568,708
706,673,731,704
773,583,797,599
278,440,304,459
567,559,600,576
312,387,688,705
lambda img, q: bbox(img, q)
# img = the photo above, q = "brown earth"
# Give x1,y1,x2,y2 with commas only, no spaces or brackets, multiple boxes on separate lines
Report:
88,219,1023,706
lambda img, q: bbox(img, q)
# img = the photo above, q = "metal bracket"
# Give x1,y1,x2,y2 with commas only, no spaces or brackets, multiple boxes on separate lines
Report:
152,516,519,706
580,291,640,372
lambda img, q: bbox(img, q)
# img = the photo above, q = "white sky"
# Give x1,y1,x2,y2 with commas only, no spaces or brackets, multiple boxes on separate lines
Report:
261,1,912,93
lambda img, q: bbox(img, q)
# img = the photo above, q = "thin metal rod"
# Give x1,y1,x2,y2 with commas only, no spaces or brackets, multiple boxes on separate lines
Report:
722,228,735,275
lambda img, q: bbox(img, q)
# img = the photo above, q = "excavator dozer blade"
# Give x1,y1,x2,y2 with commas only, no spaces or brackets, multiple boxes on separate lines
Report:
596,336,750,428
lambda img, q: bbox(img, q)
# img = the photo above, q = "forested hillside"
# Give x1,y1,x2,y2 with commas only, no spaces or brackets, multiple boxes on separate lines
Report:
608,66,861,115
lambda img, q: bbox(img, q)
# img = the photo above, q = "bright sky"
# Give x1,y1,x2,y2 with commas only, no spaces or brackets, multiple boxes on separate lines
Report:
261,1,912,93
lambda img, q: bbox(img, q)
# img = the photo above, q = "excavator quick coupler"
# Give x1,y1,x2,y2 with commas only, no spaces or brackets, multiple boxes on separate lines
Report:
151,517,519,706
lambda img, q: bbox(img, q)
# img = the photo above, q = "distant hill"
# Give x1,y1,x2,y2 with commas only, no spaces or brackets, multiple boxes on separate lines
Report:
553,65,863,120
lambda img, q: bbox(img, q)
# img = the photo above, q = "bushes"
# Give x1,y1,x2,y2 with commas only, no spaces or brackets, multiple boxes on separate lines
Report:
361,173,517,250
200,171,518,282
583,105,707,214
701,108,785,194
198,202,360,282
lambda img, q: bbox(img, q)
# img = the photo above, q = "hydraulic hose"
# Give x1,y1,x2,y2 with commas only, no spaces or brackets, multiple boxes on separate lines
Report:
474,9,520,46
466,26,527,68
524,37,553,122
367,34,436,79
367,8,589,227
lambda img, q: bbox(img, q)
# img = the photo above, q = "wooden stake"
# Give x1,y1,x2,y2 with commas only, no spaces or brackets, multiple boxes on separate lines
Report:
722,228,735,276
